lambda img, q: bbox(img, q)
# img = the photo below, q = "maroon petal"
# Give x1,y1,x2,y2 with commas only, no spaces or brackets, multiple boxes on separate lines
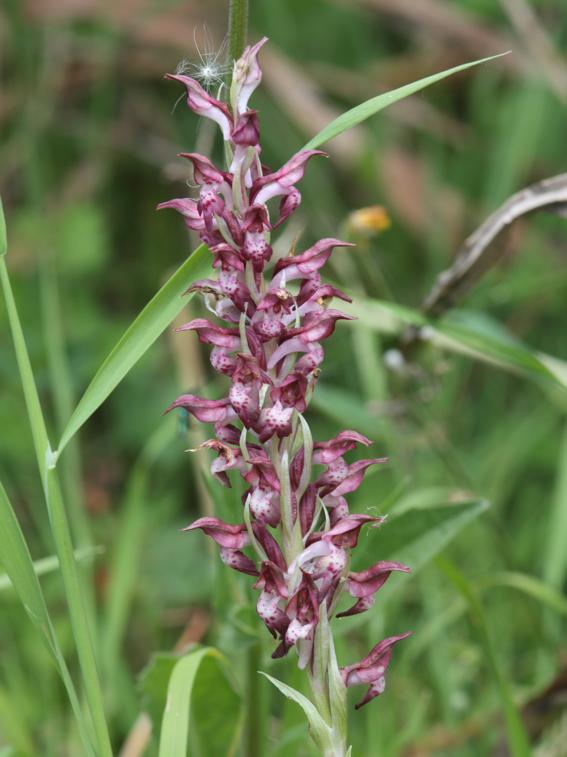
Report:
346,561,411,598
313,431,372,465
157,198,205,231
252,522,286,570
331,458,389,497
220,547,259,576
253,560,288,598
341,632,412,709
299,485,317,536
165,74,233,139
273,188,302,228
165,394,235,424
322,513,383,549
272,238,354,286
258,401,294,442
178,152,226,185
252,150,326,205
232,110,261,147
183,516,249,549
176,318,240,349
232,36,268,114
287,309,355,344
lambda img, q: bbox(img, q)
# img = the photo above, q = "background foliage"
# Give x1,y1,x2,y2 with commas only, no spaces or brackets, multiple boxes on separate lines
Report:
1,0,566,755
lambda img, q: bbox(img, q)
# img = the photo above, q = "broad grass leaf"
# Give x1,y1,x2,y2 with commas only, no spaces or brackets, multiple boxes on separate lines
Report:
303,54,509,150
141,647,241,757
354,499,489,573
57,244,210,454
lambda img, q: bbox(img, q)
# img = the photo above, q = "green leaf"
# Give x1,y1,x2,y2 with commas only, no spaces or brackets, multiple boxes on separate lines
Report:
260,672,334,754
342,295,567,391
438,558,531,757
56,244,210,455
354,499,489,574
0,197,6,257
303,53,509,150
143,647,241,757
0,479,96,756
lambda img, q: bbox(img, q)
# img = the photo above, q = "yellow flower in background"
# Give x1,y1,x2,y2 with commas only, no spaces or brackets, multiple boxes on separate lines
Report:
347,206,391,237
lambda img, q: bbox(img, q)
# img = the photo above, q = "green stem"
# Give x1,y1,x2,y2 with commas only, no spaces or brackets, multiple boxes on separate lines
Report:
228,0,249,61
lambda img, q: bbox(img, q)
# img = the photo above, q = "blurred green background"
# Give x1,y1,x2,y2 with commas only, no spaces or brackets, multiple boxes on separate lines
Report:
1,0,567,755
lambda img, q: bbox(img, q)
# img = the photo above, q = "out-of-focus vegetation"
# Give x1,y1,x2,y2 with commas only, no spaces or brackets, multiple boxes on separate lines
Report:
1,0,567,755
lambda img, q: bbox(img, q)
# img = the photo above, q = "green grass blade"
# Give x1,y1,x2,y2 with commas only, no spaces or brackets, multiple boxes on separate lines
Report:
45,469,113,756
303,53,509,150
480,571,567,618
0,251,112,756
543,422,567,588
101,419,174,679
57,243,210,455
157,647,241,757
260,673,333,754
0,198,6,257
438,558,531,757
0,258,51,481
0,479,96,756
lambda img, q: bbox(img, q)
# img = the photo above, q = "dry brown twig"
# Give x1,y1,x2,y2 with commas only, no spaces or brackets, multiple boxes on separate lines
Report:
423,173,567,317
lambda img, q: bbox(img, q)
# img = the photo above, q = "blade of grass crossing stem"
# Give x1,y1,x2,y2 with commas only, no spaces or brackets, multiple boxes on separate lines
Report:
303,53,509,150
56,244,210,455
437,557,531,756
0,479,96,756
0,545,103,592
0,255,112,756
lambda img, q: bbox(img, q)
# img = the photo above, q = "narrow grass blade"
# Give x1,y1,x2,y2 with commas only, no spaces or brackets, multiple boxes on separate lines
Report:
0,198,6,257
303,53,509,150
260,672,333,753
57,243,210,455
45,469,113,756
341,295,567,391
0,253,112,756
543,422,567,588
157,647,241,757
438,558,531,757
0,479,96,756
101,419,174,678
0,258,51,481
480,571,567,618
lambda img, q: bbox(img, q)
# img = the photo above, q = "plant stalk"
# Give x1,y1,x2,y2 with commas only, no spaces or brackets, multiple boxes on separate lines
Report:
228,0,249,62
